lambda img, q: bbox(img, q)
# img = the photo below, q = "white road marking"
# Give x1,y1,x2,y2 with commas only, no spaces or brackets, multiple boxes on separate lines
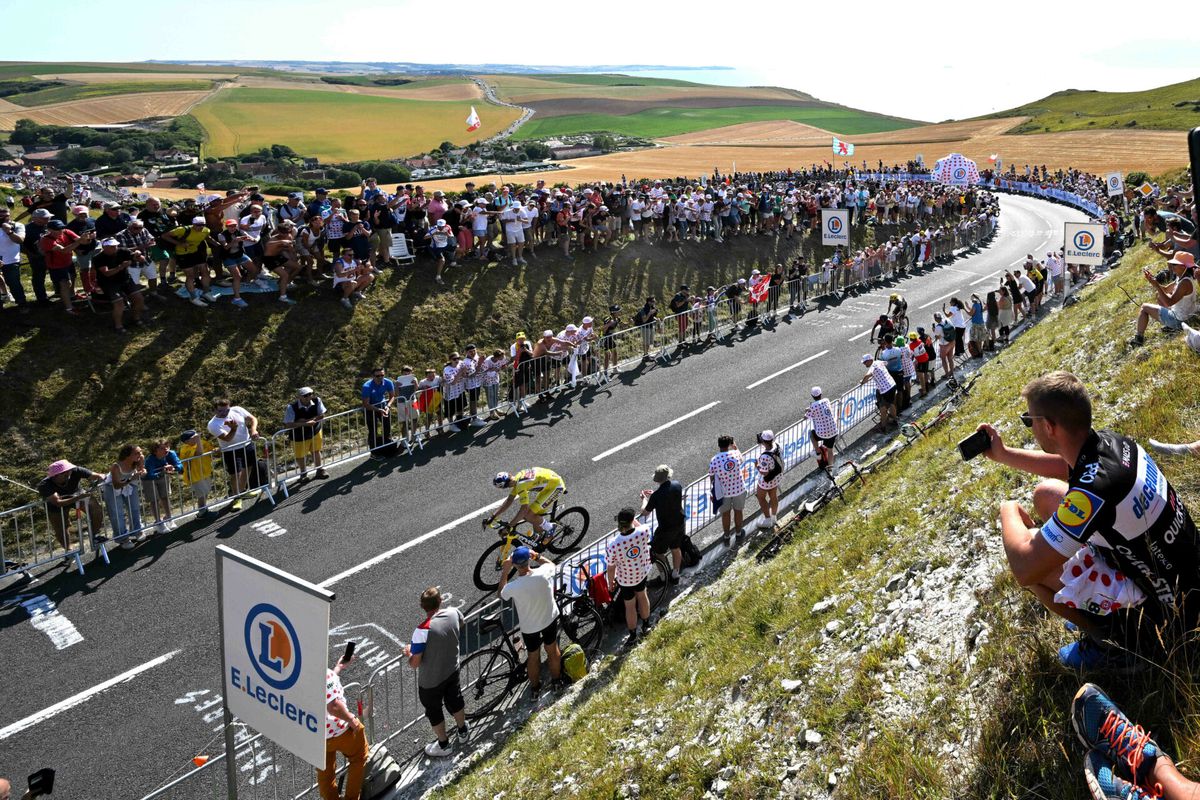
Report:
847,329,872,342
943,267,976,276
0,650,180,741
319,500,504,588
970,269,1002,286
592,401,721,462
19,595,84,650
250,518,287,538
918,290,960,310
745,350,829,390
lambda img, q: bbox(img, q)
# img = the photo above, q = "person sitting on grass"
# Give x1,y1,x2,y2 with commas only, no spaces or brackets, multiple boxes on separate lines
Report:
977,371,1200,670
332,247,374,310
1129,252,1196,347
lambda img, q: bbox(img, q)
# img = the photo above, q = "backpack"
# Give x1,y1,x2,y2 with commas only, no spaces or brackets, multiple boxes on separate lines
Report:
561,642,588,683
680,533,702,568
357,745,402,799
762,450,783,483
632,308,647,326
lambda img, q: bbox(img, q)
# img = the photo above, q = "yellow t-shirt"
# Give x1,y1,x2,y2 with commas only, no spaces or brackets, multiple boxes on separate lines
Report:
168,226,210,255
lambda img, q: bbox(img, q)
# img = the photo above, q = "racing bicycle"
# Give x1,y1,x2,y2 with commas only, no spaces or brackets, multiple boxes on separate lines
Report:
458,595,603,719
473,498,590,591
756,463,864,563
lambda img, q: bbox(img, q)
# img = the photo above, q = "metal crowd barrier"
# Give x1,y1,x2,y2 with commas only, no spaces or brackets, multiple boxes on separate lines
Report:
0,497,92,580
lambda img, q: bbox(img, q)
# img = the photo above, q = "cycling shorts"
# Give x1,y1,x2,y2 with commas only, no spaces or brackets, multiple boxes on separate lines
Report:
523,480,564,516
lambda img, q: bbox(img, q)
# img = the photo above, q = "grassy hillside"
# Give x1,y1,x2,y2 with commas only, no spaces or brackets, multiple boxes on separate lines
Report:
0,224,862,503
6,80,214,107
430,241,1200,800
985,75,1200,133
529,73,709,88
516,105,918,139
190,88,519,161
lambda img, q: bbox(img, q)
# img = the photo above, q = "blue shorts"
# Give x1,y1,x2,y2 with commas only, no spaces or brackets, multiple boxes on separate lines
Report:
49,266,75,285
223,254,252,269
1159,306,1185,330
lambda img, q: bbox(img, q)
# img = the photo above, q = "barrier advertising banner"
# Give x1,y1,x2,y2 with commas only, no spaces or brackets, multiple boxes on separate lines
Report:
821,208,849,246
218,546,333,770
1063,222,1106,266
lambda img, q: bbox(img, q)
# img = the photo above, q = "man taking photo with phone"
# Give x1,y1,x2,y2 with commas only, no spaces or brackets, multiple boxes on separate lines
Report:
977,371,1200,670
315,649,368,800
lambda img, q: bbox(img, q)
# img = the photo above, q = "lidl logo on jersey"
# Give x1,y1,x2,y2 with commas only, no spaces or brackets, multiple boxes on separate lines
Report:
1055,488,1104,536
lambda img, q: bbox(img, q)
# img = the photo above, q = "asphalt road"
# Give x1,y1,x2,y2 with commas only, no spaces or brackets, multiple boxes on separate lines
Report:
0,194,1082,799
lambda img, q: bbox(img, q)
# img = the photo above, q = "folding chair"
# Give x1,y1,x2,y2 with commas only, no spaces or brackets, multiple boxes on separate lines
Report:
389,232,416,266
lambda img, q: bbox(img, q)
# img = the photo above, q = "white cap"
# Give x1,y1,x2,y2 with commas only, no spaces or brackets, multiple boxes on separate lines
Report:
100,237,119,247
811,386,822,398
581,316,593,325
542,329,554,337
191,216,205,225
564,323,578,332
297,386,314,397
760,430,775,442
862,354,873,364
435,219,447,227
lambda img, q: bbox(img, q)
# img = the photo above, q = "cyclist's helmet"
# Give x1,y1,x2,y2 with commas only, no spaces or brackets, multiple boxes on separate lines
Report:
889,293,899,302
493,471,512,487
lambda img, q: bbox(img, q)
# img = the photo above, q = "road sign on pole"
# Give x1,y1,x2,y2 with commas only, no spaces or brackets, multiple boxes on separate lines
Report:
821,208,849,247
217,545,334,791
1064,222,1106,267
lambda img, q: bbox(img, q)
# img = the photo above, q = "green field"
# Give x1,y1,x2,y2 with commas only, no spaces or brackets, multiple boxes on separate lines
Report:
6,80,214,107
514,105,918,139
0,62,247,79
985,76,1200,133
528,73,707,88
191,87,520,161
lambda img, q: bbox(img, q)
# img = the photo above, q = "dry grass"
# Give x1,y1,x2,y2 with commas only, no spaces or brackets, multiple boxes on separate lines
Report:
231,75,482,101
485,74,816,105
30,71,235,83
0,90,212,130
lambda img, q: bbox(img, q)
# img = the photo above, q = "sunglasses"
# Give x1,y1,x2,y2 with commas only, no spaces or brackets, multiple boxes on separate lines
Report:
1019,411,1048,428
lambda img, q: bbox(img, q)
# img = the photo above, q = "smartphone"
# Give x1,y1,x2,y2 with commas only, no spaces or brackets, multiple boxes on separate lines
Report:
957,429,991,461
28,767,55,796
340,641,356,664
1189,128,1200,222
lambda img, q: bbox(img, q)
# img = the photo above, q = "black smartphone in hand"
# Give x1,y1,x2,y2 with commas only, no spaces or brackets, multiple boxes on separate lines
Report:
958,429,991,461
28,767,55,796
340,641,356,664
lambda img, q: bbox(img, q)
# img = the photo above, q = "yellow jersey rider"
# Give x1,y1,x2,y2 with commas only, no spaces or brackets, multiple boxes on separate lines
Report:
887,293,907,322
485,467,565,545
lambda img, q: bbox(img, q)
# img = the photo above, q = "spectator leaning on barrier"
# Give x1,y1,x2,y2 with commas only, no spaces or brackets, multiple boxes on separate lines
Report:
608,508,655,648
1130,252,1196,347
393,365,420,444
498,546,563,700
143,439,181,534
861,353,897,433
405,586,468,758
102,444,146,548
206,399,259,512
755,430,783,530
979,371,1200,670
284,387,328,482
710,434,747,546
316,653,368,800
37,459,104,551
177,429,216,517
807,387,839,471
361,367,396,457
640,464,685,583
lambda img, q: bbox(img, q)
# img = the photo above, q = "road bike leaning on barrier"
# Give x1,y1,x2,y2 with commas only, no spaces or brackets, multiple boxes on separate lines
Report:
457,596,602,719
756,463,865,563
473,497,590,591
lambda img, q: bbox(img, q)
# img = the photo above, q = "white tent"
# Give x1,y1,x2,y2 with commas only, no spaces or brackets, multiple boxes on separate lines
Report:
931,153,980,185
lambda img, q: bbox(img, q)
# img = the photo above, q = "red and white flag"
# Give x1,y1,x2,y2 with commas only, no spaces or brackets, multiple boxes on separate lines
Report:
832,137,854,156
988,154,999,163
749,275,770,303
466,106,481,132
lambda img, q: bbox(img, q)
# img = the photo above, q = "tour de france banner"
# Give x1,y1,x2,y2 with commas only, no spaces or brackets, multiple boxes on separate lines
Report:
560,382,877,595
219,546,333,768
930,153,981,185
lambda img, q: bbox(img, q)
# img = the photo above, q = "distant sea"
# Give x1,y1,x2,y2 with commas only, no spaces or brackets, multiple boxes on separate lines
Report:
622,67,780,89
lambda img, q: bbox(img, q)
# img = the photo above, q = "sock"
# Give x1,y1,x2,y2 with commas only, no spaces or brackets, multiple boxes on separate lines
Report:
459,723,469,735
540,520,554,532
438,738,449,747
1149,439,1193,456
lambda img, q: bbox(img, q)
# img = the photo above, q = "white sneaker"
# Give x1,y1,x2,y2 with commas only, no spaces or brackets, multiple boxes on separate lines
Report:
189,296,208,308
202,291,221,303
424,740,453,758
255,277,273,290
447,423,462,433
164,520,177,531
154,522,168,535
119,539,136,550
470,417,487,427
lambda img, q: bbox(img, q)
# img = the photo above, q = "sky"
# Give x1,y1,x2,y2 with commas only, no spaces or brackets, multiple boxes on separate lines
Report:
6,0,1199,122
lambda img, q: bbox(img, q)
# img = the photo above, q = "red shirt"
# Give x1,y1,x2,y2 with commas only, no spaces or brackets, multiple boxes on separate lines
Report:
40,229,79,269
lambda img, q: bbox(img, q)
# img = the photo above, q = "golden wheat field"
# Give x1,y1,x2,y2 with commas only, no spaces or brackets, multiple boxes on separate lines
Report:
0,90,212,129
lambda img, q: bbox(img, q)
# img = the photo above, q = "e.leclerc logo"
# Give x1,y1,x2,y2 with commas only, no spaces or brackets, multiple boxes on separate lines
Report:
827,216,843,235
952,166,967,181
231,602,320,733
1073,230,1095,251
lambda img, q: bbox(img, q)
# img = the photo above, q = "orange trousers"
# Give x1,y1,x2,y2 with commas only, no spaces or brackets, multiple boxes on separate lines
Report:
316,724,369,800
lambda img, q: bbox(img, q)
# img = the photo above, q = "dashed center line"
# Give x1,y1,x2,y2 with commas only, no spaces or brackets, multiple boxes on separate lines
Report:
745,350,829,390
592,401,721,462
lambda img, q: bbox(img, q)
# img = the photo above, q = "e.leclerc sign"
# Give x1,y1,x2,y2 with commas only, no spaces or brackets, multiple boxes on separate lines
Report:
218,545,333,769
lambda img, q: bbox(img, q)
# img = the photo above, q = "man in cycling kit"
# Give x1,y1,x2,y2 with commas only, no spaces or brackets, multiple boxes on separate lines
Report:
869,314,895,344
887,293,907,323
979,371,1200,669
486,467,565,545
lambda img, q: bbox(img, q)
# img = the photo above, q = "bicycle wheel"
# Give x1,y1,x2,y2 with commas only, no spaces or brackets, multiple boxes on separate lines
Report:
546,506,590,554
558,597,604,656
459,646,518,720
897,315,909,336
473,539,516,592
645,555,671,613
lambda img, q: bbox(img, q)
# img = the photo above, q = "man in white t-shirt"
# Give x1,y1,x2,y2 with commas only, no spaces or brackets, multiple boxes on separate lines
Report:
205,398,259,510
709,434,747,546
807,386,839,470
0,207,26,309
499,205,526,266
1045,250,1065,296
860,354,897,432
238,205,268,266
607,508,654,647
498,546,562,699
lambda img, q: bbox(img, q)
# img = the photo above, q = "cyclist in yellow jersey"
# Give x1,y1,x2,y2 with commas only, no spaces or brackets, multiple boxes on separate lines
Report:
486,467,565,544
